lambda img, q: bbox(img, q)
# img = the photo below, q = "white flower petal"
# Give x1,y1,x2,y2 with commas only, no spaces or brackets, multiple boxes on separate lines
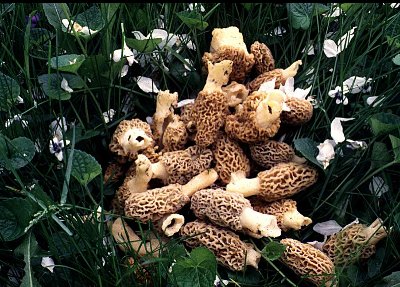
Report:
302,43,315,55
323,6,343,17
293,86,312,100
390,3,400,8
366,96,384,107
61,78,73,93
132,30,147,40
61,19,71,30
307,240,325,251
17,95,24,104
177,99,195,108
316,139,336,169
102,109,115,124
369,176,389,197
343,76,368,94
323,39,339,58
55,151,64,161
346,139,367,150
313,220,343,236
331,117,354,144
258,78,276,92
136,76,160,93
272,26,286,36
120,65,129,78
337,27,357,53
41,257,55,273
146,116,153,125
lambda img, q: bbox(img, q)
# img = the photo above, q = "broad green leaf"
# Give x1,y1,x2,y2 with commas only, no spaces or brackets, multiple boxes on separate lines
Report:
0,3,15,15
371,142,392,170
101,3,120,23
0,198,34,241
171,247,217,287
42,3,71,30
339,3,363,13
78,54,109,82
38,73,84,100
15,232,41,287
375,271,400,287
70,149,102,185
370,113,400,137
0,135,36,170
367,247,385,278
176,11,208,31
0,71,21,111
30,28,53,46
314,3,330,15
62,5,104,39
393,54,400,66
287,3,314,30
50,54,85,73
389,135,400,162
293,138,323,168
125,37,162,53
261,241,286,261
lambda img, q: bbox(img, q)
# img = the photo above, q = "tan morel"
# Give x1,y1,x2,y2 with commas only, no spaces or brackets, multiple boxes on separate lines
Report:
322,218,389,265
250,41,275,74
190,189,281,238
221,81,249,108
226,162,318,202
280,238,336,287
161,115,188,152
124,169,218,223
250,198,312,232
180,220,261,271
154,213,185,237
281,97,314,125
249,140,295,169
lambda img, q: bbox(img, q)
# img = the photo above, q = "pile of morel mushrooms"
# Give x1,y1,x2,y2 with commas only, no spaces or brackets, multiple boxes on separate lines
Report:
104,26,389,286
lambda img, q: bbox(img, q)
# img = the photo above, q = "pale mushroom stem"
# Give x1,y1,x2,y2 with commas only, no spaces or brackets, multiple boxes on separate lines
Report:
151,161,169,181
226,171,260,197
362,218,388,245
239,207,281,238
203,60,233,93
158,213,185,237
181,169,219,197
282,209,312,230
255,99,282,129
121,128,153,154
281,60,302,80
245,247,262,269
126,154,153,193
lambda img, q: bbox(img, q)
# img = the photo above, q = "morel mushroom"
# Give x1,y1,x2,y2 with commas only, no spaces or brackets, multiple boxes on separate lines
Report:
250,41,275,74
202,26,255,82
190,189,281,238
280,238,336,287
221,81,249,108
322,218,388,265
161,114,188,152
226,162,318,202
154,213,185,237
281,97,314,126
249,139,295,169
124,169,218,223
180,220,261,271
250,198,312,232
247,60,302,92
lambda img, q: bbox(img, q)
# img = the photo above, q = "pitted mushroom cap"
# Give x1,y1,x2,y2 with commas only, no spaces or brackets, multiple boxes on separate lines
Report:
281,97,313,125
322,218,388,265
247,60,302,92
180,102,196,133
249,140,295,169
151,90,178,143
109,119,154,160
180,220,261,271
209,26,248,53
280,238,336,287
212,132,250,184
250,41,275,74
257,162,318,202
161,115,188,152
221,81,249,107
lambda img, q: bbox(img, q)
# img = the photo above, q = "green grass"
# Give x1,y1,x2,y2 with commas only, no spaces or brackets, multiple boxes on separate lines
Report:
0,3,399,287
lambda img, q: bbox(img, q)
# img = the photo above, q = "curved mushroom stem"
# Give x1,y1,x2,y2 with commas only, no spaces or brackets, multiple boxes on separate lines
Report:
150,161,169,181
153,90,178,141
281,60,302,80
245,246,262,269
121,128,153,155
361,218,388,245
158,213,185,237
226,171,260,197
181,169,219,197
239,207,281,238
282,209,312,231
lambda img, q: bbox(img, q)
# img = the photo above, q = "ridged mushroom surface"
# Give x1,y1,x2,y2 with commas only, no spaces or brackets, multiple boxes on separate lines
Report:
249,140,295,169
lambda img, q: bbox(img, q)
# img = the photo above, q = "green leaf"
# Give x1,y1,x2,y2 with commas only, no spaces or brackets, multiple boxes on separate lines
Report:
0,3,15,15
42,3,71,31
261,241,286,261
389,135,400,162
339,3,363,13
50,54,85,73
77,54,109,82
101,3,120,23
293,138,323,168
370,113,400,137
125,37,162,53
375,271,400,287
393,54,400,66
176,11,208,31
15,232,41,287
386,14,400,48
0,198,34,241
30,28,53,46
314,3,329,15
287,3,314,30
171,247,217,287
0,135,36,170
367,247,385,278
62,5,104,39
38,73,84,100
70,149,102,185
371,142,392,170
0,71,21,111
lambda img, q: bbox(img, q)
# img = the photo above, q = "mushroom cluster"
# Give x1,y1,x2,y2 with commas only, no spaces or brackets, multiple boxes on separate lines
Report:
104,26,388,285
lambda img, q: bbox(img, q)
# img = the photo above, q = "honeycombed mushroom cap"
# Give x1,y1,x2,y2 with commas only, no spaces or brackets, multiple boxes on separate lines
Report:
250,41,275,74
191,188,251,232
280,238,336,287
222,81,249,107
161,115,188,152
124,184,189,223
258,162,318,202
212,132,251,184
180,220,259,271
281,97,314,125
249,140,295,169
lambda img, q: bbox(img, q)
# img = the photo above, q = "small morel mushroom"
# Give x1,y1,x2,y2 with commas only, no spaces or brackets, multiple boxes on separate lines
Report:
180,220,261,271
221,81,249,108
202,26,255,82
250,41,275,74
249,139,295,169
212,132,251,184
247,60,302,92
109,119,154,161
322,218,389,265
154,213,185,237
124,169,218,223
191,189,281,238
226,162,318,202
281,97,314,126
161,114,188,152
250,198,312,232
280,238,336,287
225,90,286,143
